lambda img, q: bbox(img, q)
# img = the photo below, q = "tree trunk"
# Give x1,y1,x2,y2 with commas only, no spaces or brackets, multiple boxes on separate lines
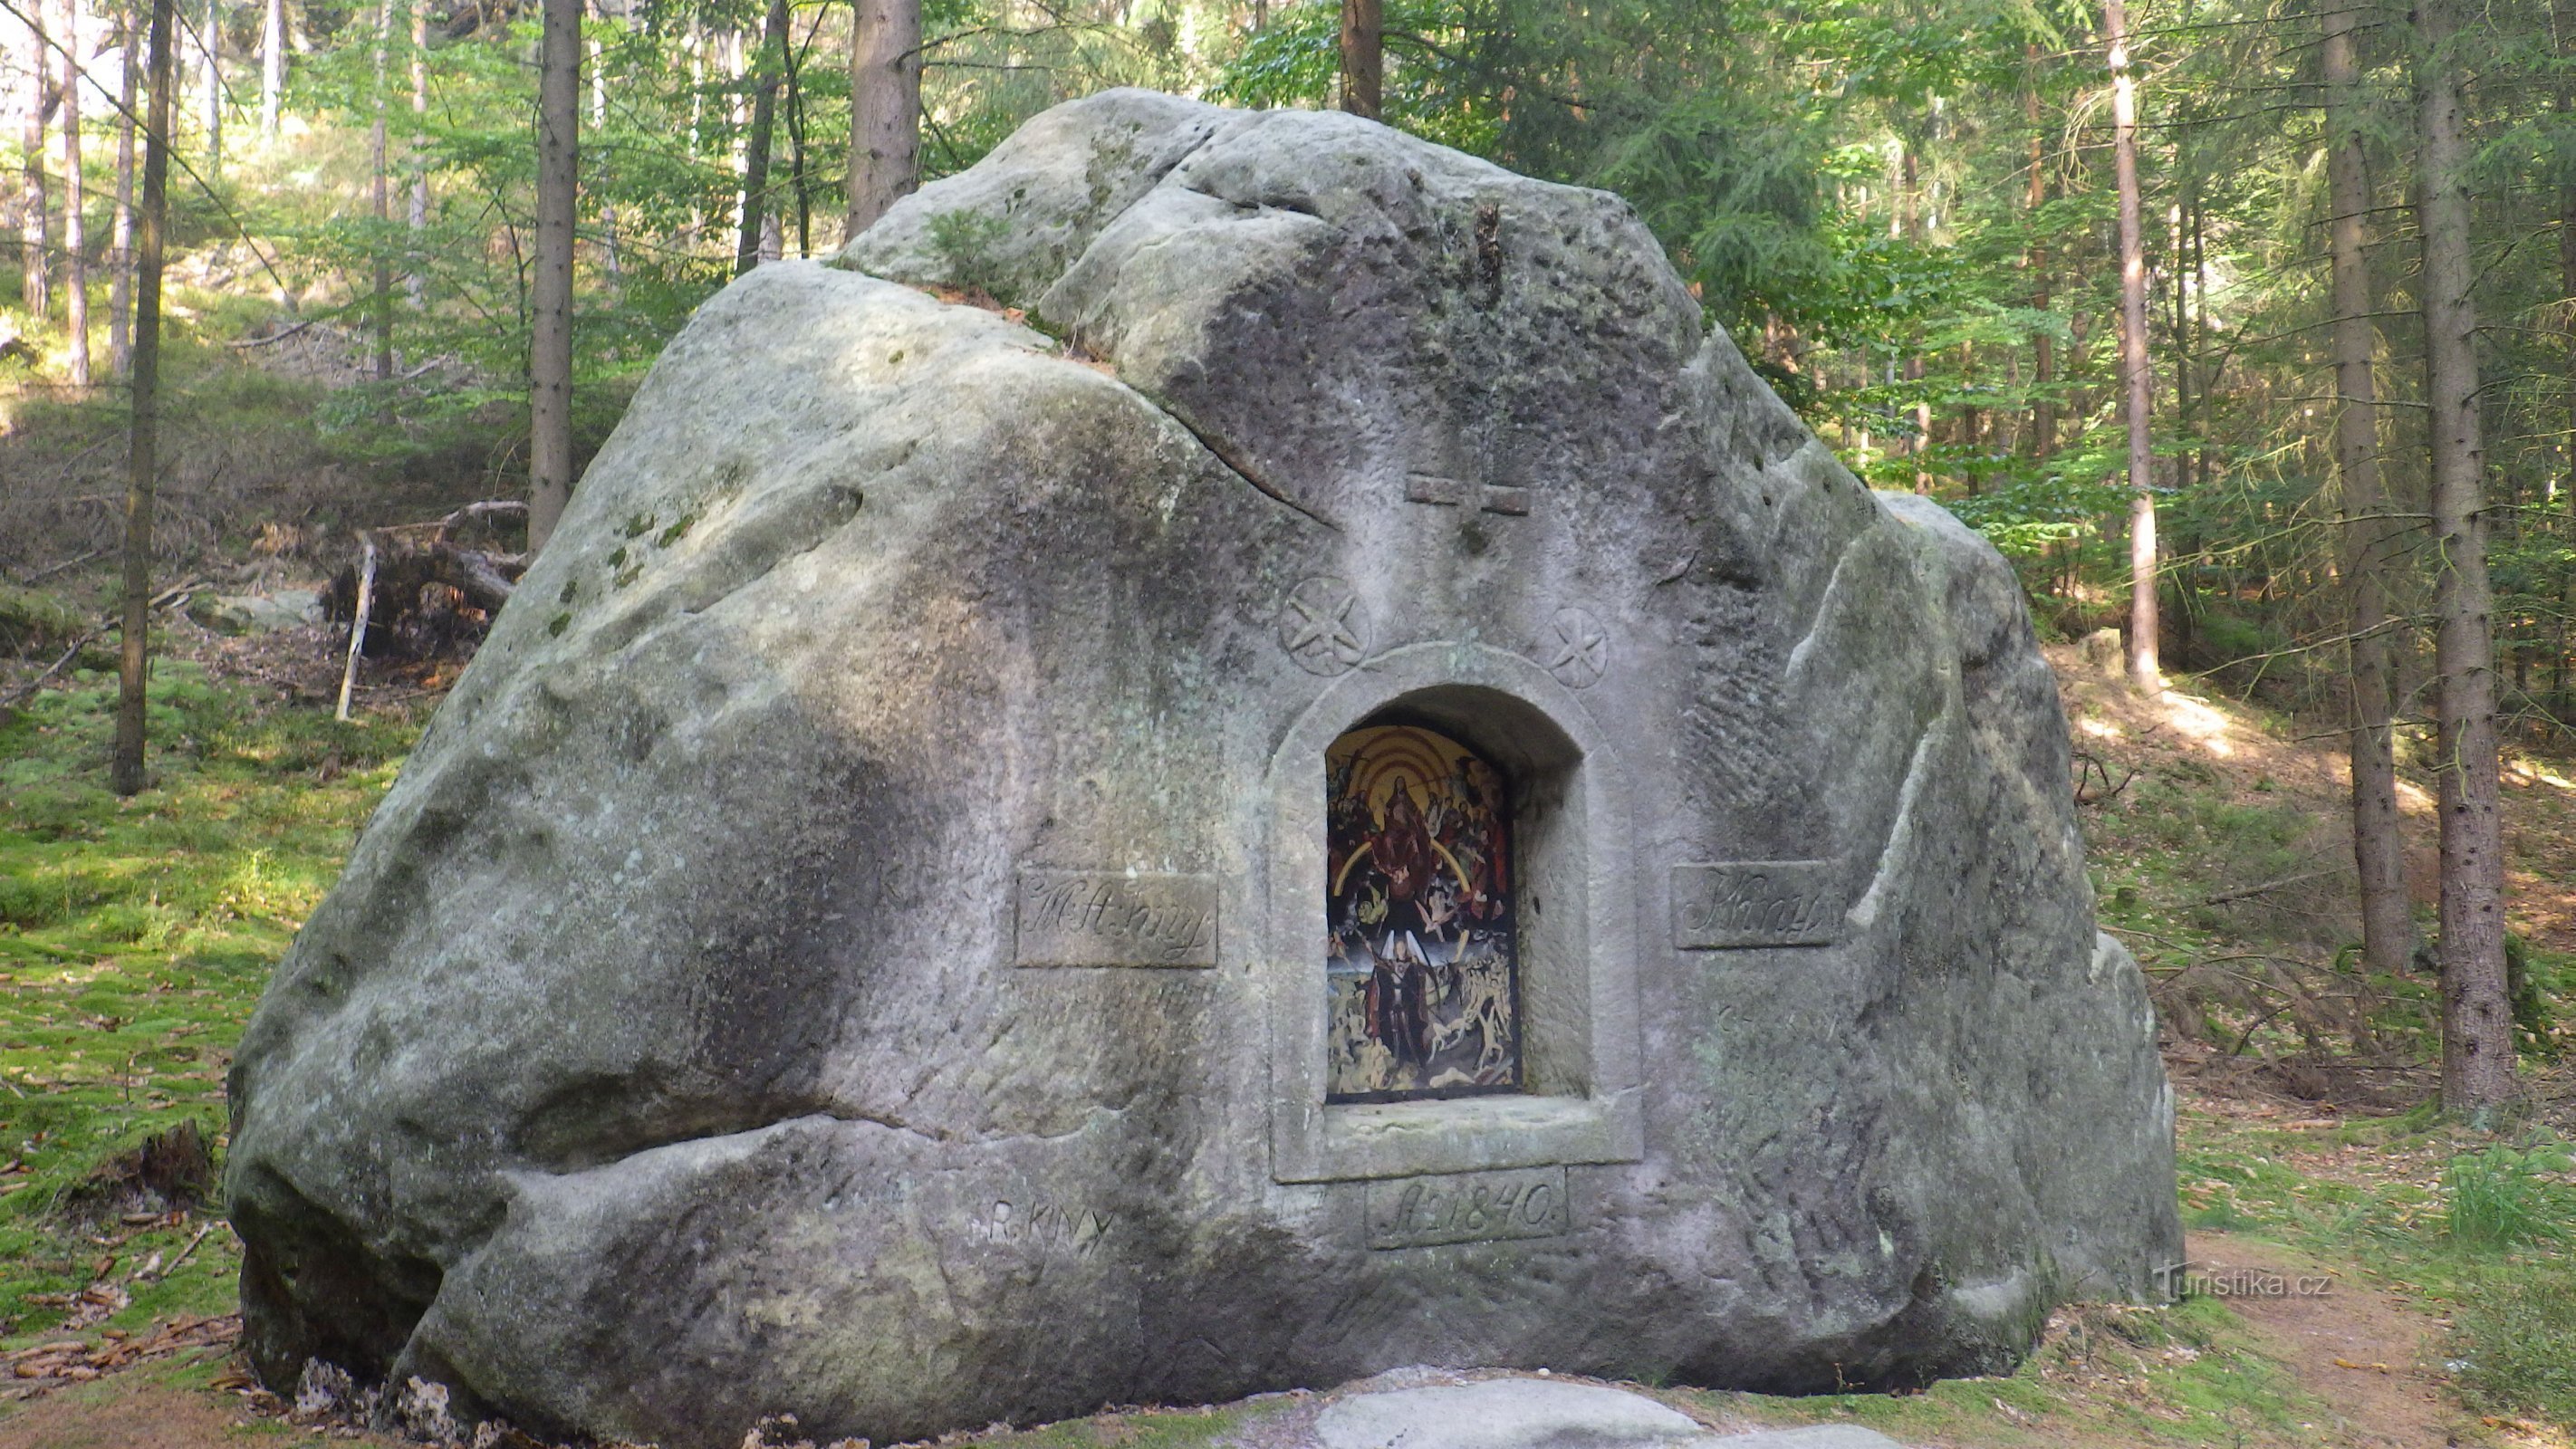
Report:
24,3,52,321
2559,0,2576,732
843,0,917,239
2416,0,2514,1117
406,0,425,306
725,28,746,254
2027,44,2055,460
1901,141,1931,493
197,0,218,179
258,0,279,136
735,0,787,276
109,0,135,375
679,16,702,250
2168,154,2199,664
113,0,174,798
585,1,602,127
2325,0,2411,982
2109,0,2158,692
60,0,87,386
784,20,809,256
1339,0,1380,119
528,0,578,552
369,0,390,378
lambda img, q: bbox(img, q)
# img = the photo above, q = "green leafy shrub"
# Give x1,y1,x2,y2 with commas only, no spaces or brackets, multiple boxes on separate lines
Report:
926,208,1018,303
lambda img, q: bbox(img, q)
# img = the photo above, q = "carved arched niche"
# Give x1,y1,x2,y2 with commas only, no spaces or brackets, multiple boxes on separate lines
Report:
1264,643,1643,1184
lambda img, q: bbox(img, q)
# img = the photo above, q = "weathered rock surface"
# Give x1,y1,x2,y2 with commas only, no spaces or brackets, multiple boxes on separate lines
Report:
226,90,2179,1449
187,589,320,635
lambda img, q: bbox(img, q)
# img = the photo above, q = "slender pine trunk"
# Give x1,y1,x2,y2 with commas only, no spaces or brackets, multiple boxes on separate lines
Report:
24,4,53,320
109,0,135,375
2555,0,2576,731
528,0,579,552
1339,0,1380,119
784,18,809,256
2415,0,2514,1117
2326,0,2411,982
368,0,389,379
2109,0,2159,692
406,0,425,306
257,0,278,136
843,0,917,237
1900,140,1931,493
60,0,88,386
197,0,217,178
2026,44,2055,461
735,0,786,275
113,0,174,798
682,15,701,250
726,27,745,251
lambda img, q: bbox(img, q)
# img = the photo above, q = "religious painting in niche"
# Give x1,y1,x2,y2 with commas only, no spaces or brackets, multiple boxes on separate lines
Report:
1325,724,1521,1101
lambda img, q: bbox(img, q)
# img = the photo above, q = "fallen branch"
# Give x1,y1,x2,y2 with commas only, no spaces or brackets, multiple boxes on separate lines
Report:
0,625,111,714
225,317,321,350
139,1223,216,1281
436,498,528,540
12,546,107,585
431,542,515,610
2204,868,2339,907
336,538,379,723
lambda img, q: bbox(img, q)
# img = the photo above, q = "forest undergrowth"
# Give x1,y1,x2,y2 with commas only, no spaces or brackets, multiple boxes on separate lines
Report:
0,632,2572,1446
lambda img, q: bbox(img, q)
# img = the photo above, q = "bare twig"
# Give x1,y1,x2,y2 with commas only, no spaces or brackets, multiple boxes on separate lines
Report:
142,1222,216,1281
2227,1001,2302,1058
394,353,454,381
2073,751,2140,805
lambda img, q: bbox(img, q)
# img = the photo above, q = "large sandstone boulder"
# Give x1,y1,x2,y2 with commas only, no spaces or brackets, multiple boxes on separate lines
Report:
226,90,2179,1449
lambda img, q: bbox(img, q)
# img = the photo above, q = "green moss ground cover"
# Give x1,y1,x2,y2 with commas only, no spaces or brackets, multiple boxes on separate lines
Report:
0,665,418,1356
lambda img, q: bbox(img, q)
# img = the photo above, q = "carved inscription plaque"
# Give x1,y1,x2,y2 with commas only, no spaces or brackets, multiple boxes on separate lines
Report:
1671,860,1842,949
1014,870,1218,967
1365,1166,1569,1249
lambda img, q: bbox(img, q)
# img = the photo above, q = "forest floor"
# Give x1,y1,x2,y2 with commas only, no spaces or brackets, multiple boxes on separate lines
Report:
1,624,2573,1448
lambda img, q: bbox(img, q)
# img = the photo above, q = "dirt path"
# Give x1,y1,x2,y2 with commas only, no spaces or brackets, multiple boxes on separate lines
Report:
2188,1230,2474,1448
0,1368,399,1449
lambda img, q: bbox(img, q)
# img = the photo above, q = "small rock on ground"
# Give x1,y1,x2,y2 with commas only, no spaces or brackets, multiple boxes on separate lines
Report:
1312,1379,1910,1449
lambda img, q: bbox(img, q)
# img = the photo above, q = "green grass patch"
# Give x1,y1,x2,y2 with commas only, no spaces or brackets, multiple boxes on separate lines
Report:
2451,1261,2576,1428
0,664,416,1351
1658,1290,2314,1447
2446,1144,2576,1250
2174,1102,2576,1432
957,1401,1285,1449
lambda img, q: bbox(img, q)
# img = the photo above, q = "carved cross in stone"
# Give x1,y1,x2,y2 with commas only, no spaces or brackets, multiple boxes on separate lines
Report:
1406,472,1531,517
1543,607,1609,689
1280,578,1369,675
